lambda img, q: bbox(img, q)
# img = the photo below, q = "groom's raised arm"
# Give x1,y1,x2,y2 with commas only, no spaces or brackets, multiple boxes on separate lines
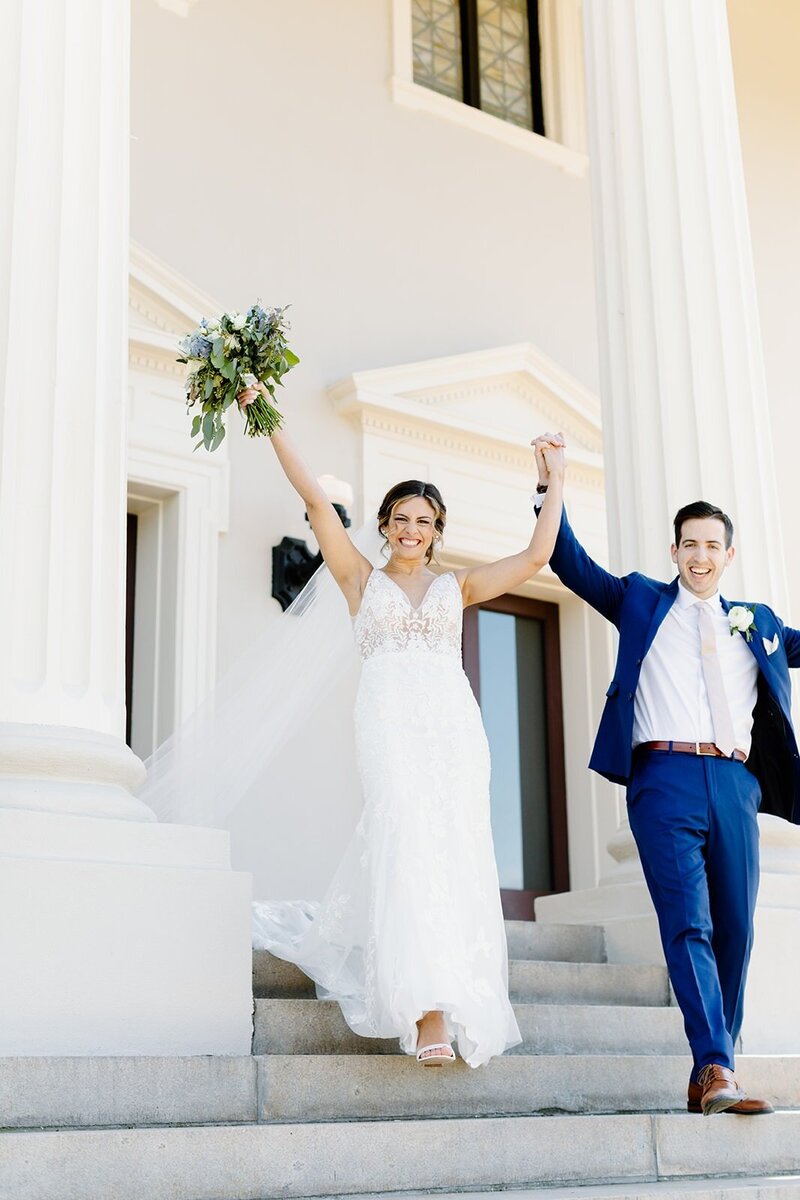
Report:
532,435,625,627
538,505,626,627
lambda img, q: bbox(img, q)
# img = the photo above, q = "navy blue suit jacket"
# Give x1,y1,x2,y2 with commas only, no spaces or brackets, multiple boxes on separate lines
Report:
548,509,800,824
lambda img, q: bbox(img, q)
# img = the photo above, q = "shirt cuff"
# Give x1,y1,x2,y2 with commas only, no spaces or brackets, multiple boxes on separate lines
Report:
531,491,546,511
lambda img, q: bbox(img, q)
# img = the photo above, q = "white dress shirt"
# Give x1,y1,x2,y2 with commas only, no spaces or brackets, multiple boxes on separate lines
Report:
633,582,759,755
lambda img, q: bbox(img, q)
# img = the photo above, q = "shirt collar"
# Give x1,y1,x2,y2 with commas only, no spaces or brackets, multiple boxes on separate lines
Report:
676,580,722,611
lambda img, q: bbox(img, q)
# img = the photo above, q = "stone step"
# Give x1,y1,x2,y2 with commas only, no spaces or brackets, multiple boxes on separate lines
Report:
348,1181,800,1200
4,1053,798,1129
250,922,606,998
253,955,670,1006
253,998,687,1056
0,1056,258,1130
3,1113,800,1199
503,920,606,962
253,1054,800,1123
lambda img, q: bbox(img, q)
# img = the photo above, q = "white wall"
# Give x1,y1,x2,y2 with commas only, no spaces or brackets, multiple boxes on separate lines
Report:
130,0,599,664
129,0,800,900
729,0,800,619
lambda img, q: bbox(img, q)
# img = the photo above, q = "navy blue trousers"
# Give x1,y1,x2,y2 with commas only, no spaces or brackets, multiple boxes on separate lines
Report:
626,750,761,1078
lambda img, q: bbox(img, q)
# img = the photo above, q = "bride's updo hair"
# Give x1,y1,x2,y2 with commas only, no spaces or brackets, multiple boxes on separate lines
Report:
377,480,447,563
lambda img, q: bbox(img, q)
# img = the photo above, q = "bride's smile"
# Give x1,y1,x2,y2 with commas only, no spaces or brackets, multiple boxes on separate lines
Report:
383,497,437,568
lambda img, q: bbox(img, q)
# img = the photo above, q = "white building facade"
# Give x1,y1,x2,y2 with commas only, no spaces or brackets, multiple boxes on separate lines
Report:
1,0,799,1057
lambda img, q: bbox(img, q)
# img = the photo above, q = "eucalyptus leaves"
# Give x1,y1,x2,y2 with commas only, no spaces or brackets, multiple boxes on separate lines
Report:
178,304,299,452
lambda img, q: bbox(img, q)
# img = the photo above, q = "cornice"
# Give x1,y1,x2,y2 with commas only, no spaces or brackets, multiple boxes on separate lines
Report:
129,294,176,338
128,241,222,380
402,376,602,451
356,407,603,492
330,341,604,487
330,343,603,457
331,342,599,413
129,345,188,379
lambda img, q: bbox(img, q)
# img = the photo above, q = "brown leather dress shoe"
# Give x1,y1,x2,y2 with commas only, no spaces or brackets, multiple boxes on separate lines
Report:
696,1064,749,1115
687,1080,774,1115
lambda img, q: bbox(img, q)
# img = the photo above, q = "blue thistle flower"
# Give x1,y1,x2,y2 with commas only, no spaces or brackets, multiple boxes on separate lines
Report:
179,333,213,359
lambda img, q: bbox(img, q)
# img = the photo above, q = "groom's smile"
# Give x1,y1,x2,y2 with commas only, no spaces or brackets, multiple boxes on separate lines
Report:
671,516,735,600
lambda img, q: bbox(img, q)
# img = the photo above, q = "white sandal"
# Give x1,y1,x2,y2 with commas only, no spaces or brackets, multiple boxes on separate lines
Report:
416,1041,456,1067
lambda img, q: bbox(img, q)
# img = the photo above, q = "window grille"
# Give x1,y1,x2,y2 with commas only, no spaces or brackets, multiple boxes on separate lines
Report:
412,0,544,134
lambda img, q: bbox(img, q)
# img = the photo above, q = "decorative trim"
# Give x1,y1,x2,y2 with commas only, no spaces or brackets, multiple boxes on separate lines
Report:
391,0,588,175
330,342,603,458
127,244,229,746
128,349,187,378
331,341,600,415
397,377,601,450
329,340,605,533
357,409,603,492
127,431,229,747
128,241,222,381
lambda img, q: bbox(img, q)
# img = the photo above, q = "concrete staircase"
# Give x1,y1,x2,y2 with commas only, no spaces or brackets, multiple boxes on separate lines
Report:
2,922,799,1199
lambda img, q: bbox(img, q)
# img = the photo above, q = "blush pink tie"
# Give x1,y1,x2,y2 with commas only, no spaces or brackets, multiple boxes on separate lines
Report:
696,602,737,757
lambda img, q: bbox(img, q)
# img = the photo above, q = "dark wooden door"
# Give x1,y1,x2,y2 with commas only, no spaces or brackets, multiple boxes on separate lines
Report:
463,594,568,920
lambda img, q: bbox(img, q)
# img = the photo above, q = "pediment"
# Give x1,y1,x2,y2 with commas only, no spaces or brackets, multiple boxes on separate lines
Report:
129,241,221,378
329,342,603,479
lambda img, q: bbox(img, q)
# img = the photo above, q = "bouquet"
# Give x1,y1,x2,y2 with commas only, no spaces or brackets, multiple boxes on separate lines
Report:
178,303,299,452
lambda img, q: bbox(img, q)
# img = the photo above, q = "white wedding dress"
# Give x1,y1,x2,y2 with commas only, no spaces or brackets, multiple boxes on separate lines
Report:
251,568,521,1067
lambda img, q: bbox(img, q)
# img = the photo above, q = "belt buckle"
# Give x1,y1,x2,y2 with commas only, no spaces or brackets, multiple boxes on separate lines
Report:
696,742,715,756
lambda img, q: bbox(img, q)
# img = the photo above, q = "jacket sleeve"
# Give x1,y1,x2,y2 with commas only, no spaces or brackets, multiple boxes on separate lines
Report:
780,620,800,669
545,507,626,627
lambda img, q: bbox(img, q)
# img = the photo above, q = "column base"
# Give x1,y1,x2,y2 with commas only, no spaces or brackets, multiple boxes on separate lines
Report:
0,808,253,1055
0,723,152,822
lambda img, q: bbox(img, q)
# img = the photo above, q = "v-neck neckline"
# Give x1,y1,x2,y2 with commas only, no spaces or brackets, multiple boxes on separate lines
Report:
377,569,442,613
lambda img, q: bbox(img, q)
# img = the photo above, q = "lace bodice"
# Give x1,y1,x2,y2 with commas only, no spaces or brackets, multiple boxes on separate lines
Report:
353,569,463,662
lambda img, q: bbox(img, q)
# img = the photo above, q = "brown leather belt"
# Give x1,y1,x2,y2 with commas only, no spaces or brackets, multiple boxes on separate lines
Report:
637,740,746,763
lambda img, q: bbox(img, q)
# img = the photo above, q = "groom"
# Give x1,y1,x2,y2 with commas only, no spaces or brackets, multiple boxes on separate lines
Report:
533,435,800,1116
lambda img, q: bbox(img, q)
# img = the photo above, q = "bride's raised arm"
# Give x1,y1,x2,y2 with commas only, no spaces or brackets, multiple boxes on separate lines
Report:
239,384,372,611
454,437,565,608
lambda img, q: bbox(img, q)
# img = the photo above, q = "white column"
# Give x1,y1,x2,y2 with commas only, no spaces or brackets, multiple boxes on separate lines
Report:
582,0,788,607
0,0,148,820
537,0,800,1055
0,0,252,1056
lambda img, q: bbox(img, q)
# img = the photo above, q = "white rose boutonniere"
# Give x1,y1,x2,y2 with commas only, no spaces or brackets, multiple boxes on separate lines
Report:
728,605,757,642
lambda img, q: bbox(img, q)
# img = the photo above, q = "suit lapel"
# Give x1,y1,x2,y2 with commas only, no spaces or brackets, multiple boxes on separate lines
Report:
721,597,769,676
641,578,680,661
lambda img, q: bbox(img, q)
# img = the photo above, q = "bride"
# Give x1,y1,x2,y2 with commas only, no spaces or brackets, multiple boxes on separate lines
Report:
242,385,566,1067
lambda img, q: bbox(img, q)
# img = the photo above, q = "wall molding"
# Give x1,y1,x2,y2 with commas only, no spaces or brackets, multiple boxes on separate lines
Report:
127,243,229,746
329,341,605,522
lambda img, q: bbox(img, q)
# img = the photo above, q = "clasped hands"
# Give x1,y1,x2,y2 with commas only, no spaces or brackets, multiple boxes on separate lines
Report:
532,432,566,484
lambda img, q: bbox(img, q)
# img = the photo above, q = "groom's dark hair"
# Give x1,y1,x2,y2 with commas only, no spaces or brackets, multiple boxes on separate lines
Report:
673,501,734,549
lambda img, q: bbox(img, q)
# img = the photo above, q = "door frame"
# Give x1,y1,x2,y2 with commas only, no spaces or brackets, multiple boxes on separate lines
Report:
463,593,569,918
